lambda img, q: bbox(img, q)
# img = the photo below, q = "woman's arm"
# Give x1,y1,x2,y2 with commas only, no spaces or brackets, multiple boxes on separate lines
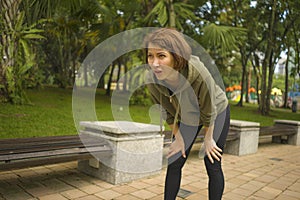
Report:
167,123,186,158
203,125,222,163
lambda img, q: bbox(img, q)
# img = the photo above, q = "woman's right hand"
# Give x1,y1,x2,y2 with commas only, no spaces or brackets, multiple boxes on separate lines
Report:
167,130,186,159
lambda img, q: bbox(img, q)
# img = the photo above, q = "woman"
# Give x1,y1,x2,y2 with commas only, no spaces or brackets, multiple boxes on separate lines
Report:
145,28,230,200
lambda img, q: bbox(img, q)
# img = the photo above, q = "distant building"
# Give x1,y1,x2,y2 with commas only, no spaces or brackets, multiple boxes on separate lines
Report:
275,48,297,76
276,57,286,76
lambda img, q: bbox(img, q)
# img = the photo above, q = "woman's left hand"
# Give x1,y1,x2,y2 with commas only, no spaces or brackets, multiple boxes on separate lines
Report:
204,137,222,164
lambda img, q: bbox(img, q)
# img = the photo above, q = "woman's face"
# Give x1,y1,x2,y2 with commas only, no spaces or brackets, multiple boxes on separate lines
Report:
147,43,178,82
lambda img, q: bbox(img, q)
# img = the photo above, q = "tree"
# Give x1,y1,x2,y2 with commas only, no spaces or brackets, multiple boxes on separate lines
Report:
0,0,45,104
256,0,299,115
144,0,197,30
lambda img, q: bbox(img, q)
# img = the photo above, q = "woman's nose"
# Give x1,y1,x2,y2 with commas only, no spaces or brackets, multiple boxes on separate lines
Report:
152,57,159,67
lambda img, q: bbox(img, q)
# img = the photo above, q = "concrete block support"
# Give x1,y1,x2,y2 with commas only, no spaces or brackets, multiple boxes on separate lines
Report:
224,120,260,156
77,121,164,185
274,120,300,145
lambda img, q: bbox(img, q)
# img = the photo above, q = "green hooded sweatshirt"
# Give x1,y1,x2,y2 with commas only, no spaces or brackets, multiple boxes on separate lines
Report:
146,55,228,127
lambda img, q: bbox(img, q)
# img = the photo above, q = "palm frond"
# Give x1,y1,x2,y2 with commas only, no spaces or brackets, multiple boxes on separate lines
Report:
201,23,247,55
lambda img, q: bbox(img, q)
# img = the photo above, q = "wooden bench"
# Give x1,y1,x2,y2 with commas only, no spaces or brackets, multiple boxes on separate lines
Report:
0,134,112,171
259,120,299,145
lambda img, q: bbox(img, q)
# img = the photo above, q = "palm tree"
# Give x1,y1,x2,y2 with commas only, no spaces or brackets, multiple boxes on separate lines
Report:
144,0,197,30
1,0,45,103
0,0,109,103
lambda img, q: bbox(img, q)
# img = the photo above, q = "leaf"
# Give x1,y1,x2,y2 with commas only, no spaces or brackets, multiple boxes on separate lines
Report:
157,1,168,26
144,0,168,26
202,23,247,55
23,29,44,34
23,34,46,39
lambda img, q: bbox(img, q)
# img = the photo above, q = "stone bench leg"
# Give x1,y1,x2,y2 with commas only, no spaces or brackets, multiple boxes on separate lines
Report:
274,120,300,145
224,120,260,156
77,121,164,185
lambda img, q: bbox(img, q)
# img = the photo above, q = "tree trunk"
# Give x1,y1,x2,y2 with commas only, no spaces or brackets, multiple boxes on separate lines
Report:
0,0,21,102
251,52,260,105
259,0,277,115
237,49,247,107
266,50,275,113
283,47,290,108
167,0,176,28
106,63,115,96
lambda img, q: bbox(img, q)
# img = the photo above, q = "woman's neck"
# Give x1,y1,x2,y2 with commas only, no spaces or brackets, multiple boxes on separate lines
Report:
165,72,180,90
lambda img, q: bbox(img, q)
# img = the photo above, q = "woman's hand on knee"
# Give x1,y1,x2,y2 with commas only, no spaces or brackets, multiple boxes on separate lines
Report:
167,130,186,158
204,138,222,164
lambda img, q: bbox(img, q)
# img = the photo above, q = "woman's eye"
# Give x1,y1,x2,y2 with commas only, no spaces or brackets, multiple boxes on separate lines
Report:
159,54,166,58
147,54,153,59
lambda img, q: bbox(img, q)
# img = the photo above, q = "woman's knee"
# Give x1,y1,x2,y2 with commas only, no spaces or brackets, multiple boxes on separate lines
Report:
204,156,223,175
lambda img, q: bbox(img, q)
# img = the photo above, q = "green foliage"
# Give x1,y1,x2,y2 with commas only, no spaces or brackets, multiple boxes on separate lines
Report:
129,86,152,106
1,87,299,139
201,23,247,56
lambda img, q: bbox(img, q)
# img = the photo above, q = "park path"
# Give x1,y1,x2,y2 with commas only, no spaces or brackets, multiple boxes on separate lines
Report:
0,142,299,200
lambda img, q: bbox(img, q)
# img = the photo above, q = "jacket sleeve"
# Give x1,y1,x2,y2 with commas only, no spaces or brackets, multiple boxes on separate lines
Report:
197,74,218,127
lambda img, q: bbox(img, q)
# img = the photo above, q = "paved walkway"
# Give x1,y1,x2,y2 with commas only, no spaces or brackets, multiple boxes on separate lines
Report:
0,142,299,200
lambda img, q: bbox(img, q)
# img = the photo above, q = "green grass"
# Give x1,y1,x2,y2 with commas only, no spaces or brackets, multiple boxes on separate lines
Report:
229,100,300,126
0,87,299,139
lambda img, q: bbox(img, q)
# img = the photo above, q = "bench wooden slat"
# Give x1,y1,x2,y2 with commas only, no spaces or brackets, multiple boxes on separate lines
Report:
259,126,297,136
0,135,108,155
0,145,111,162
0,135,80,145
0,151,111,171
0,134,113,171
0,140,108,155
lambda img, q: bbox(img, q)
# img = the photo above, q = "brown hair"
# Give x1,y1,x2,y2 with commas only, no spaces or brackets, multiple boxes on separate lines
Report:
144,28,192,71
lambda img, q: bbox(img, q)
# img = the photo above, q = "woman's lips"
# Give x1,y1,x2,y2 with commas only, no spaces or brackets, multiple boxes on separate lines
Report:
154,70,162,74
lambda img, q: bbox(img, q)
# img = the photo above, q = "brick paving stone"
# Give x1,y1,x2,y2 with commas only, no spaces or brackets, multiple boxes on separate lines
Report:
145,185,164,195
227,177,249,186
282,190,300,199
245,196,268,200
148,194,164,200
74,195,104,200
254,174,278,183
223,191,247,200
39,193,68,200
224,169,244,179
0,173,19,181
267,180,290,191
274,194,300,200
2,191,34,200
253,188,280,200
41,178,74,192
231,187,256,197
185,180,207,190
127,181,152,190
239,181,265,193
111,185,137,195
80,185,105,194
130,189,157,199
141,176,163,185
94,189,122,199
186,193,207,200
25,184,57,197
61,188,87,199
92,180,114,189
114,194,142,200
289,181,300,192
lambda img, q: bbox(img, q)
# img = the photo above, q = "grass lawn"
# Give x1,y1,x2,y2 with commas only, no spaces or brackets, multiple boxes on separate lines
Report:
0,87,299,139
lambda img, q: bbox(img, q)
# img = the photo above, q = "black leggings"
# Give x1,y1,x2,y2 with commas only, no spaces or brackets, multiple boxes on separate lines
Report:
164,106,230,200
